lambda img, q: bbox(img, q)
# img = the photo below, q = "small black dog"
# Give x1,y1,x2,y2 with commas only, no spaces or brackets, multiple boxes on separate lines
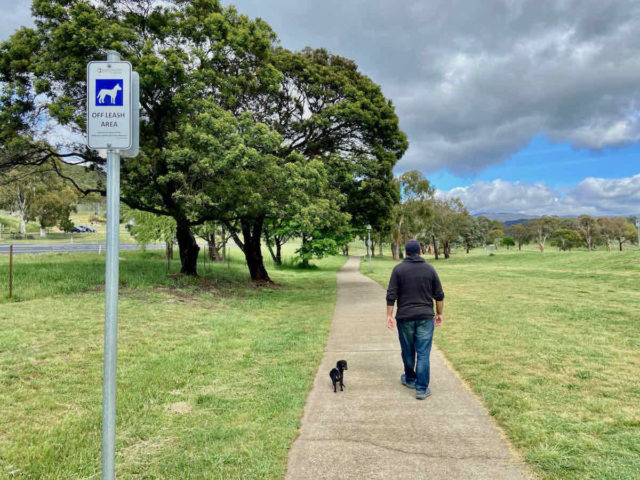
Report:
329,360,348,392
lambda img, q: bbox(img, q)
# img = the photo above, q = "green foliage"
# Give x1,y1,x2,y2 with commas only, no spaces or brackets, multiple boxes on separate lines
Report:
431,198,469,249
30,182,78,231
525,216,560,251
272,48,407,234
597,216,637,250
500,236,515,248
508,224,533,249
574,215,599,251
124,208,176,249
550,228,583,251
389,170,433,252
59,216,75,233
488,227,504,245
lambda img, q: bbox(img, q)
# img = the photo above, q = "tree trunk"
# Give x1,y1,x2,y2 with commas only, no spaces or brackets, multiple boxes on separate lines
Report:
379,241,383,256
518,242,522,251
220,226,227,261
539,241,544,252
176,221,199,275
619,239,623,251
19,218,26,235
207,238,219,261
390,242,399,260
444,241,450,259
343,244,349,256
266,240,278,264
432,235,439,260
238,217,271,282
211,231,217,260
370,238,376,257
166,240,173,260
275,237,282,266
40,226,46,238
301,234,310,268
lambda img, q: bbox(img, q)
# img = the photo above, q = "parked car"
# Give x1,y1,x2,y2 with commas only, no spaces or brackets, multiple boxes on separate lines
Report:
72,225,97,233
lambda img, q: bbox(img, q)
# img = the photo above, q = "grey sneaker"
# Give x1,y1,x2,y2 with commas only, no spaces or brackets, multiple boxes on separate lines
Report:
401,374,415,389
416,388,432,400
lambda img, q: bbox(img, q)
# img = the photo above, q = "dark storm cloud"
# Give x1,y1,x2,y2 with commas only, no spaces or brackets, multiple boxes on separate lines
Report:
226,0,640,174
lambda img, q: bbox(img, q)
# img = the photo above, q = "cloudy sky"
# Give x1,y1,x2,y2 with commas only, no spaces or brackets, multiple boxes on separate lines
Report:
3,0,640,216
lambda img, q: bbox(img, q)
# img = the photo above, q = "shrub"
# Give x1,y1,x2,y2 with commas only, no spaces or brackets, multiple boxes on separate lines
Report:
59,217,75,233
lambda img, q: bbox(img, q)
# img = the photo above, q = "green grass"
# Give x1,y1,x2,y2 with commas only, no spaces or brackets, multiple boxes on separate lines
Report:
0,250,347,479
0,242,314,303
363,248,640,480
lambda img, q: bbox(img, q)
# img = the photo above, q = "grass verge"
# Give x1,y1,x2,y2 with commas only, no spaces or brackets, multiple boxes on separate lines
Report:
363,249,640,480
0,251,346,479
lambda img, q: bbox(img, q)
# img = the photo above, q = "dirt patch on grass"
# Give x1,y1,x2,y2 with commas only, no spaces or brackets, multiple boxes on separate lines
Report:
165,401,191,415
87,273,283,307
121,436,175,463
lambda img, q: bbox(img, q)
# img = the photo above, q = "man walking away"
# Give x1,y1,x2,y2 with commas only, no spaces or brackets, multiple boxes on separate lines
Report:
386,239,445,400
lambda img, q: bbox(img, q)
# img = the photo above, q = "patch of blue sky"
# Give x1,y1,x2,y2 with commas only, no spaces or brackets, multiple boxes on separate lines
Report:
425,134,640,191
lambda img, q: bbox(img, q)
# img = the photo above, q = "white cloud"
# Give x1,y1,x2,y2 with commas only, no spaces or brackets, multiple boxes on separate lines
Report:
437,175,640,217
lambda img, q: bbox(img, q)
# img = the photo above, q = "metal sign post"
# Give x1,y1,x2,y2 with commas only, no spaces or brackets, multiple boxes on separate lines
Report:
102,139,120,480
366,224,372,272
87,50,138,480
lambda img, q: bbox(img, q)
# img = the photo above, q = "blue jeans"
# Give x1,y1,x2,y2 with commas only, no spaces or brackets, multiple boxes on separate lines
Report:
397,318,434,392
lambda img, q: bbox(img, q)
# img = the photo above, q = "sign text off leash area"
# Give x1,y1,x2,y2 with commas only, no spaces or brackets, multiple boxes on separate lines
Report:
87,61,132,150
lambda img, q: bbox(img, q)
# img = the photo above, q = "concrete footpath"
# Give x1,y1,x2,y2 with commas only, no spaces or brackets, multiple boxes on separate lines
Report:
285,257,531,480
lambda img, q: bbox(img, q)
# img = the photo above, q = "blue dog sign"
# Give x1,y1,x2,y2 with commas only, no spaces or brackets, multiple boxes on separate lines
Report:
95,79,124,106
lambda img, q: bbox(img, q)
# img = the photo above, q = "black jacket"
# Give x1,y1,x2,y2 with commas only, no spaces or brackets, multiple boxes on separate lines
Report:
386,256,445,321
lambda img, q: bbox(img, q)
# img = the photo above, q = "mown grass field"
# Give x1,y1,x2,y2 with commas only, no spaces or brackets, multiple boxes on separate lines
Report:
0,250,346,479
363,249,640,480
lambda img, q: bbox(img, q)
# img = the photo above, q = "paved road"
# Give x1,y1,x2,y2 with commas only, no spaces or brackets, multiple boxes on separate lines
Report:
285,257,532,480
0,243,164,255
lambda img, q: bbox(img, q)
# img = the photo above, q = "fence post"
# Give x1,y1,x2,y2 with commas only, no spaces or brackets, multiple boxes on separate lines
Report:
9,244,13,298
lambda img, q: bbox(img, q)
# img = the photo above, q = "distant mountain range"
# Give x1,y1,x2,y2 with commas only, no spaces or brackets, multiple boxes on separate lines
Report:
473,211,589,226
472,212,537,224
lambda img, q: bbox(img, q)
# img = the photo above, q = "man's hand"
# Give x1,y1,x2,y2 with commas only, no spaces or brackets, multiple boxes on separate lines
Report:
386,315,396,330
435,314,444,327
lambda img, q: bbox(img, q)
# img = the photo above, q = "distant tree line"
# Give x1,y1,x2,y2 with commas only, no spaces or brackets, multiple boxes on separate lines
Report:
372,170,638,260
510,215,637,252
